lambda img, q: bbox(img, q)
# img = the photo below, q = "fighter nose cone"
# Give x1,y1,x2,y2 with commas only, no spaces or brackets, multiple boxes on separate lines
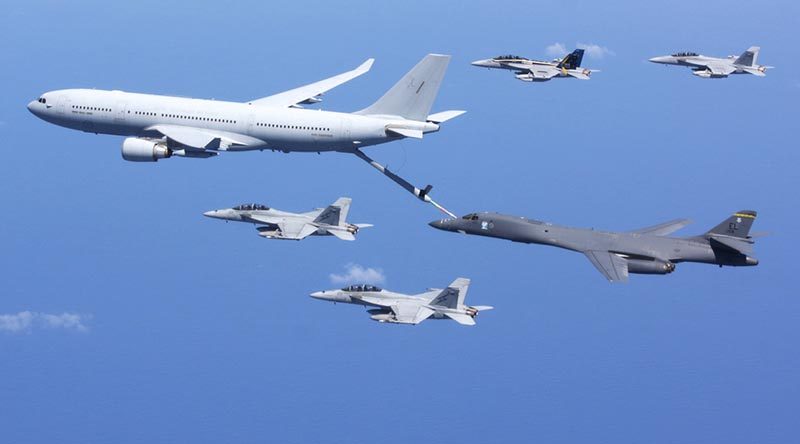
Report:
648,56,667,63
309,291,326,299
203,210,218,218
471,59,490,67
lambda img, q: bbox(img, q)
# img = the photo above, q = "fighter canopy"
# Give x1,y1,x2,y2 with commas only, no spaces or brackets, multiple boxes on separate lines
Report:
233,203,269,211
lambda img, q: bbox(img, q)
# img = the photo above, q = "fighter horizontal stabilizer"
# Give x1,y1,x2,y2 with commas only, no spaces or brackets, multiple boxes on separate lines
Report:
249,58,374,108
328,230,356,241
427,110,466,124
444,312,475,326
386,127,423,139
709,235,755,255
584,251,629,283
630,218,692,236
355,223,374,229
565,70,592,80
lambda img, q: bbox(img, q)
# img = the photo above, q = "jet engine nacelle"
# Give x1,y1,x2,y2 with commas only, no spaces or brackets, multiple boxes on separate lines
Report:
122,137,171,162
627,259,676,275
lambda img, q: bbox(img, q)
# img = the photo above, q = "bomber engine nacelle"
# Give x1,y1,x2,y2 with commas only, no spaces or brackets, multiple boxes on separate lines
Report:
627,259,676,275
121,138,171,162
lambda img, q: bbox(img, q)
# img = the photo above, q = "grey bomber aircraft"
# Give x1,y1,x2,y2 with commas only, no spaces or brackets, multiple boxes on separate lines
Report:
310,278,493,325
203,197,371,241
649,46,772,78
471,49,597,81
430,211,760,283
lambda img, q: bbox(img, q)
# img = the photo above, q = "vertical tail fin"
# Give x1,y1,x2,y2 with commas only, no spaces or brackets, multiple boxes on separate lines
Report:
356,54,451,121
557,49,585,69
429,277,470,309
735,46,760,66
313,197,351,226
706,210,757,238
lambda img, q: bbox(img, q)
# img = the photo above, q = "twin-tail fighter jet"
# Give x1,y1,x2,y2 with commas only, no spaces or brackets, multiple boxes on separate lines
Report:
310,278,493,325
471,49,597,81
204,197,371,241
430,210,760,283
27,54,464,159
649,46,772,78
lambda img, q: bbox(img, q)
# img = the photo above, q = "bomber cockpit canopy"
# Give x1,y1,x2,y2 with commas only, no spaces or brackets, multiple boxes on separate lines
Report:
495,54,525,60
342,284,382,292
671,52,698,57
233,203,269,211
462,213,480,221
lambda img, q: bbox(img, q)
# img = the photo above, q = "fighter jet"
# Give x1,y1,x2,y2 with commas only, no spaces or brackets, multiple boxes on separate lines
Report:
430,211,760,283
649,46,772,78
310,278,493,325
203,197,371,241
471,49,597,81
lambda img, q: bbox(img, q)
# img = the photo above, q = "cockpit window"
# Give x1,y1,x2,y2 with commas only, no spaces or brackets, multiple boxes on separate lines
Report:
495,54,523,60
461,213,479,221
233,203,269,211
671,52,698,57
342,284,382,292
37,97,46,104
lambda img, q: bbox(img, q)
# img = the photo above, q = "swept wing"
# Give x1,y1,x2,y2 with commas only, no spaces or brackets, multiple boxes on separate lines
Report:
629,218,692,236
248,59,374,108
584,250,629,283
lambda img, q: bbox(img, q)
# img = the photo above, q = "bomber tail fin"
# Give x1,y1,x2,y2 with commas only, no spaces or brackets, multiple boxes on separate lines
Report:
706,210,757,239
313,197,351,226
735,46,760,66
557,49,585,69
356,54,451,121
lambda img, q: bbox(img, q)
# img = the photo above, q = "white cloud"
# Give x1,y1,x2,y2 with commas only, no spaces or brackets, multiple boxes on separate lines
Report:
577,42,615,59
545,42,568,58
329,264,386,286
0,311,90,334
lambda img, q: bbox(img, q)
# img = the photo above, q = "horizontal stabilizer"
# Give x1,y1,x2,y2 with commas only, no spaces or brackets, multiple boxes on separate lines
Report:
427,110,466,124
355,223,374,229
444,312,476,326
387,127,423,139
471,305,494,312
709,235,754,255
566,70,591,80
328,230,356,241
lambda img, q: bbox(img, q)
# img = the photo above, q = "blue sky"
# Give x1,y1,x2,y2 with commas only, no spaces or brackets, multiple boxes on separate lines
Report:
2,1,798,442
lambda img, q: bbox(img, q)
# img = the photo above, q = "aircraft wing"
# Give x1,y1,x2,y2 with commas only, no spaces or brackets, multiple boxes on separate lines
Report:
584,251,629,283
629,218,692,236
704,62,737,76
248,58,374,108
390,302,435,324
147,124,255,150
276,221,318,240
